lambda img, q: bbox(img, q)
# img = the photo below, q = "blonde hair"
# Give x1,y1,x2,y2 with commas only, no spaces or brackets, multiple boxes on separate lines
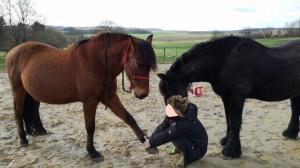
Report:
167,95,189,114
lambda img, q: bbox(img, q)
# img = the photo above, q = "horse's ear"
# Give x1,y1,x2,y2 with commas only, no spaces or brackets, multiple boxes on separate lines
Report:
146,34,153,44
128,37,134,52
157,73,167,80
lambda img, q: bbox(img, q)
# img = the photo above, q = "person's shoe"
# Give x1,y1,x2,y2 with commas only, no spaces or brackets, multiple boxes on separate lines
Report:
146,147,159,154
176,156,185,167
168,147,180,155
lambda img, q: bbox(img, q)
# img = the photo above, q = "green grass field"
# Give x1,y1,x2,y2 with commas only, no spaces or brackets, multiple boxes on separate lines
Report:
132,32,212,43
255,37,300,47
132,32,300,61
0,36,299,71
0,52,6,72
154,36,300,62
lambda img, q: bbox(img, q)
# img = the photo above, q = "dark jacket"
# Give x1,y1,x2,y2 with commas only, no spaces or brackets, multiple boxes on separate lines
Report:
149,103,208,149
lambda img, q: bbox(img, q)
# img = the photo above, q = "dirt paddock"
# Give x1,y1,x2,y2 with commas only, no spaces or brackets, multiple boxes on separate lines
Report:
1,64,300,168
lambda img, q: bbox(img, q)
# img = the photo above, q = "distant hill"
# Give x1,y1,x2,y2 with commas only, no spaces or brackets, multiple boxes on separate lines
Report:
47,25,295,37
47,25,154,35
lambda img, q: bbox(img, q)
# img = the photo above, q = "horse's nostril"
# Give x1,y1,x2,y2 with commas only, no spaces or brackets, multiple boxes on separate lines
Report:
139,93,148,99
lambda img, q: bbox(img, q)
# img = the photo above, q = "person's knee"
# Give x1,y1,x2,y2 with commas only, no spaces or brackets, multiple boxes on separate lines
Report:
172,140,188,153
187,146,206,164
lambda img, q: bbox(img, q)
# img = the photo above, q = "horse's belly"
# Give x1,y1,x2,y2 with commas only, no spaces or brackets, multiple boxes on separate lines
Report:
24,81,77,104
249,84,300,101
21,67,77,104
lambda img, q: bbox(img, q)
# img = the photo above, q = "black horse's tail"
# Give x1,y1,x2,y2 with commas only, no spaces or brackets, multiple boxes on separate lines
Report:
23,93,47,136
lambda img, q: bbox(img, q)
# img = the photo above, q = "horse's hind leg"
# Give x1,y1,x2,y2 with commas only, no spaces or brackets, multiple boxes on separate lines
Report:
83,100,103,162
283,96,300,139
23,93,47,136
13,87,28,146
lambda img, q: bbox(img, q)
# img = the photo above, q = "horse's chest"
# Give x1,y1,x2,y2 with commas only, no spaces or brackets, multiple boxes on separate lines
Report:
211,84,227,96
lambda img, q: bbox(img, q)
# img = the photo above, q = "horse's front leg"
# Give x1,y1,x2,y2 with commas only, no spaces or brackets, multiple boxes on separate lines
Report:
105,94,146,143
220,96,231,146
221,92,245,158
283,96,300,139
83,100,103,162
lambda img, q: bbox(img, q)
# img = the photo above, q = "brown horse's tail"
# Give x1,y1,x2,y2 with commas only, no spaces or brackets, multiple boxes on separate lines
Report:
23,93,47,136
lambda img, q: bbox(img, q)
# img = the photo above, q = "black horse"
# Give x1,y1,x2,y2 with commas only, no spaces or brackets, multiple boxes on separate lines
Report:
158,36,300,158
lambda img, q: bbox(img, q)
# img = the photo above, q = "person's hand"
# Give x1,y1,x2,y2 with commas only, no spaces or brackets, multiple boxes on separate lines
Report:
146,147,159,154
144,136,151,148
143,136,159,154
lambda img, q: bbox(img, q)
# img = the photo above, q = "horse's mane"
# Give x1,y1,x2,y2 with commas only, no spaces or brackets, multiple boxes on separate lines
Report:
74,38,91,48
73,32,157,70
167,36,246,79
136,39,157,70
73,32,130,48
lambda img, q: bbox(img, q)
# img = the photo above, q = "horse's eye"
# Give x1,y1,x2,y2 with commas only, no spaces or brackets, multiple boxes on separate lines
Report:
164,81,169,87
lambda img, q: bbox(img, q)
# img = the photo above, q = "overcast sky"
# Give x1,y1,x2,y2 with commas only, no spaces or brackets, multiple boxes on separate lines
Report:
35,0,300,31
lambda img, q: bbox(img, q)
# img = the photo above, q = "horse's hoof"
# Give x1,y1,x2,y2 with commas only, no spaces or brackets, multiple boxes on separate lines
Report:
138,134,146,143
220,153,234,160
20,140,29,147
221,145,241,159
220,136,229,146
37,127,48,135
87,146,104,163
90,153,104,163
27,126,48,136
282,128,299,139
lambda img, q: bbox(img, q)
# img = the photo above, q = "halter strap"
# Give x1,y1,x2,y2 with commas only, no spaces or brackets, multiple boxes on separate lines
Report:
122,71,131,93
121,38,150,93
123,40,150,80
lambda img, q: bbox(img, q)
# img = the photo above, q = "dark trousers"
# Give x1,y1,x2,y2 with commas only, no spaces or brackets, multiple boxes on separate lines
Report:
172,139,207,167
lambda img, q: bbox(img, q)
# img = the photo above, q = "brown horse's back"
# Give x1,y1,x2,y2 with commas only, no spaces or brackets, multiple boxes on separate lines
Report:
6,41,78,104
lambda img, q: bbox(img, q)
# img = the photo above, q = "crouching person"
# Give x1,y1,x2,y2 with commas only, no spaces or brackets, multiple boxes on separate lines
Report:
145,95,208,167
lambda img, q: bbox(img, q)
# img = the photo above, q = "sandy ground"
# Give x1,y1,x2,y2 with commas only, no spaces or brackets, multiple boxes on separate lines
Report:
1,64,300,168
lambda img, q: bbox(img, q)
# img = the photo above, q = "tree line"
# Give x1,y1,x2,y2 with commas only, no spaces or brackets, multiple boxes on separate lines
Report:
0,18,67,51
0,19,152,51
240,19,300,38
0,0,151,52
1,0,299,52
210,19,300,40
0,0,67,51
0,18,152,52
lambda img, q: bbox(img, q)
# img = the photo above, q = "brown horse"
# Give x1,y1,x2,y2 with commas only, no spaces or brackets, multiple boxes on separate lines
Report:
6,32,157,161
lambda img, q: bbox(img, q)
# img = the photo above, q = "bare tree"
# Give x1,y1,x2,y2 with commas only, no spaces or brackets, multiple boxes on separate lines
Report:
98,20,125,33
261,27,274,38
276,29,282,37
240,27,253,38
0,0,37,43
211,30,224,40
296,19,300,36
0,16,9,49
284,19,300,37
100,20,116,31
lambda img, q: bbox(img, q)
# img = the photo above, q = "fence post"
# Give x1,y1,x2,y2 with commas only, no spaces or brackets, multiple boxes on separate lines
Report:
175,47,177,60
163,47,166,62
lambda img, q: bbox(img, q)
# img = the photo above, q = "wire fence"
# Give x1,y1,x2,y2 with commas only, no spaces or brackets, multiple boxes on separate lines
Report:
153,47,189,63
0,47,189,72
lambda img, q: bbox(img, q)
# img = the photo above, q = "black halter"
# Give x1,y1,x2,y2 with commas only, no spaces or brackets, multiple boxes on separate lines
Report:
103,33,111,109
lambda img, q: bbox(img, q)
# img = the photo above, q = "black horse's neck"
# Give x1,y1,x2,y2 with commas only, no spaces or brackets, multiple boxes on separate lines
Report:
166,36,243,83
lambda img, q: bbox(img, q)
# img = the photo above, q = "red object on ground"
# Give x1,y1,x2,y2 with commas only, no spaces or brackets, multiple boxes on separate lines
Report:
191,86,204,97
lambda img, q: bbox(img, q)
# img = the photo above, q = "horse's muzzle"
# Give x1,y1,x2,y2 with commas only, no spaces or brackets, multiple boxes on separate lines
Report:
135,93,148,99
